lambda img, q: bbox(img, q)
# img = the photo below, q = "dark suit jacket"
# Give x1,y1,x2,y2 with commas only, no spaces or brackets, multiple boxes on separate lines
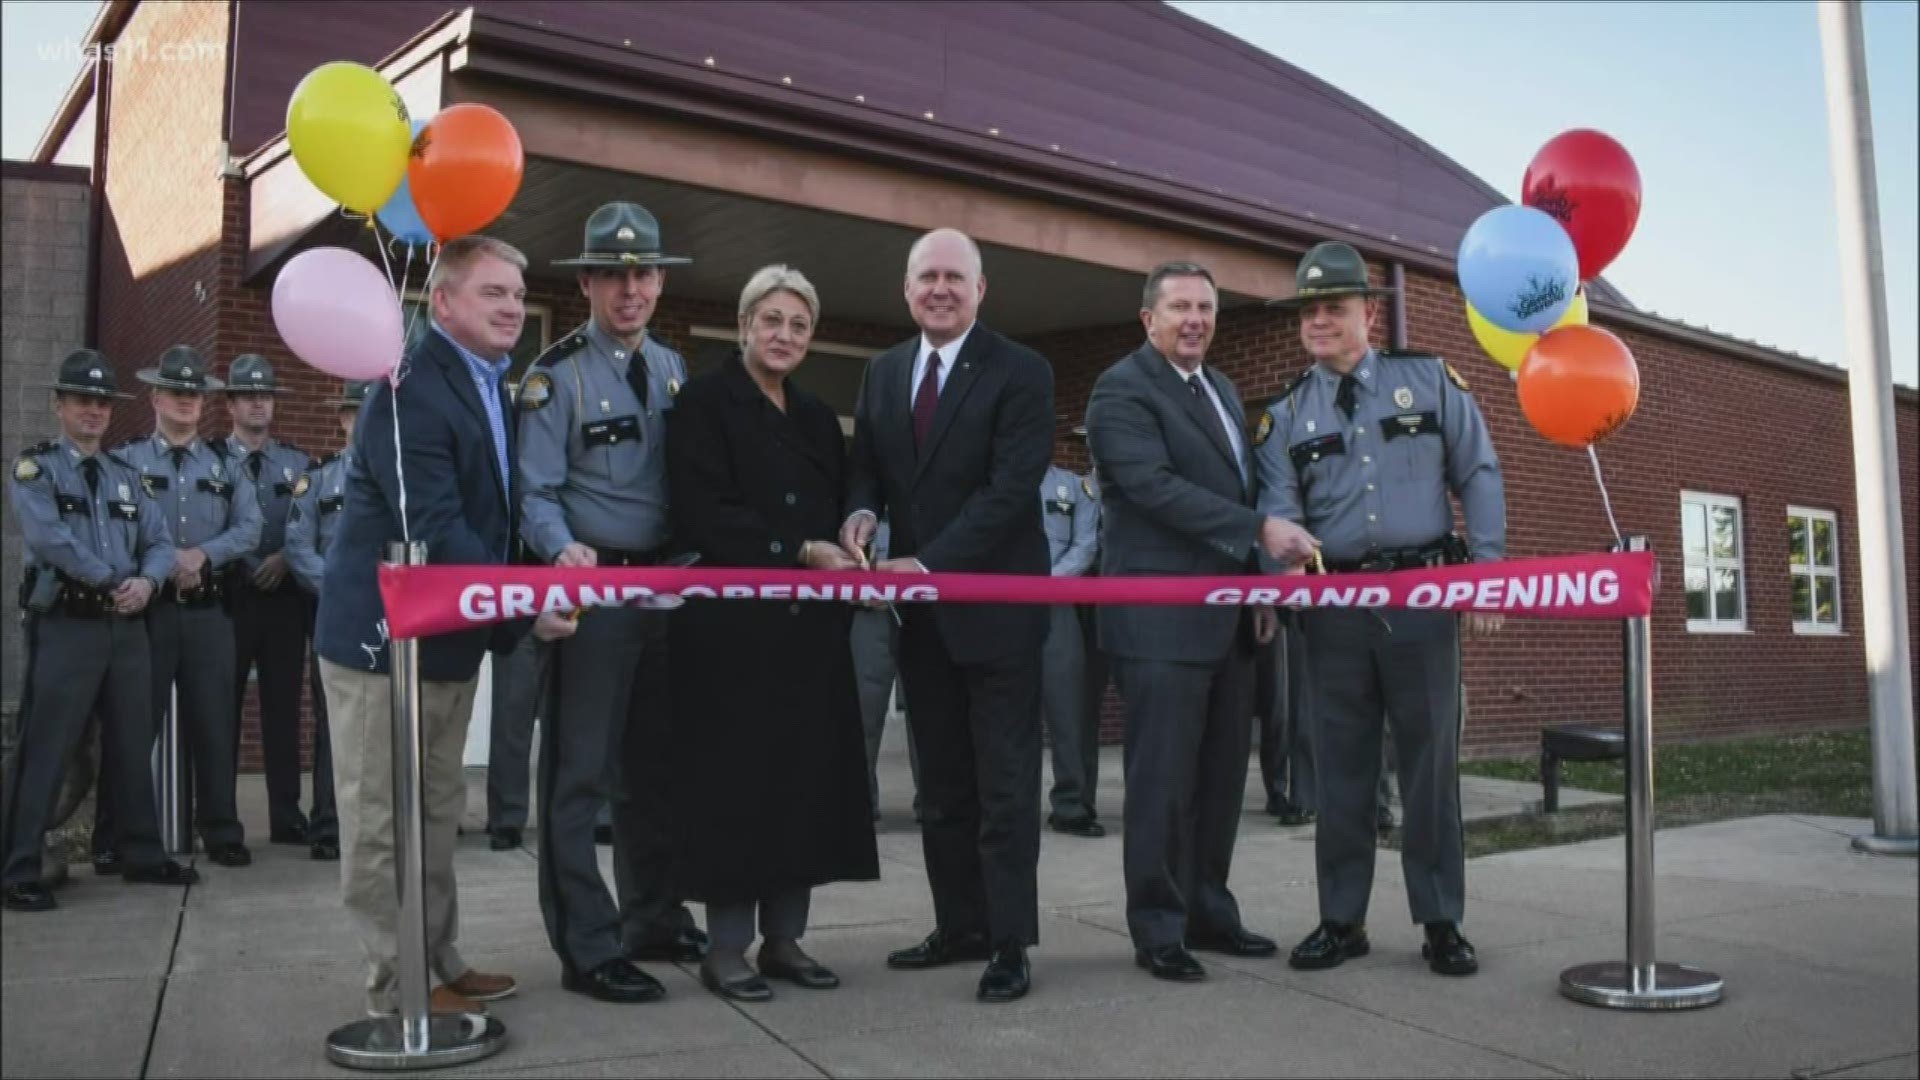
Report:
316,329,523,683
845,322,1052,664
1085,342,1265,664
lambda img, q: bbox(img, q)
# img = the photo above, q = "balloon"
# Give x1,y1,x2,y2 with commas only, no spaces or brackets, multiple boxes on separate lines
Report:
1457,205,1579,334
375,118,435,246
286,62,412,214
1523,129,1642,281
1467,288,1589,371
271,247,405,381
408,104,524,242
1516,325,1640,448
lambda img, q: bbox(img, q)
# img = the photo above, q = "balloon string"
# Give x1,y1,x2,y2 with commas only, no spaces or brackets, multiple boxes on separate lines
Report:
389,242,444,548
1588,444,1623,550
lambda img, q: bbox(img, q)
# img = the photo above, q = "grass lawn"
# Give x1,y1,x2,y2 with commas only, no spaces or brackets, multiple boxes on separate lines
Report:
1433,728,1874,858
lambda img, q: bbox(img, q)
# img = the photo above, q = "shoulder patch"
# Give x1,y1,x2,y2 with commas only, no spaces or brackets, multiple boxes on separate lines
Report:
668,377,681,398
1081,476,1095,499
1252,410,1275,448
1444,361,1470,393
14,455,40,481
518,370,553,410
292,473,310,497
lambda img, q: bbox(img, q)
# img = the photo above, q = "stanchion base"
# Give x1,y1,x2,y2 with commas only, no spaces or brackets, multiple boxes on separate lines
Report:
1851,833,1919,857
1559,961,1723,1010
325,1014,506,1071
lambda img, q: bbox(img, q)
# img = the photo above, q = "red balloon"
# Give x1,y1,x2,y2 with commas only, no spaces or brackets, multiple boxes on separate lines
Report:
1522,130,1642,282
407,104,524,242
1516,325,1640,449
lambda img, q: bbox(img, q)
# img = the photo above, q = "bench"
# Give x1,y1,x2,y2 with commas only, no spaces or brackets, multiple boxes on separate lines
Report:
1539,725,1626,812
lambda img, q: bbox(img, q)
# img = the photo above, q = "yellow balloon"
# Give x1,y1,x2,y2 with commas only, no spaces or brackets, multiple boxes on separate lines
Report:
286,62,412,214
1466,289,1589,371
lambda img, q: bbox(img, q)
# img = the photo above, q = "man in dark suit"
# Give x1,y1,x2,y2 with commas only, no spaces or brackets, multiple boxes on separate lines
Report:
315,235,576,1019
840,228,1053,1003
1084,262,1319,983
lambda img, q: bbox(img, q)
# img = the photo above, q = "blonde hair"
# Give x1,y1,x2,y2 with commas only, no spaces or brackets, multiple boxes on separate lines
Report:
737,264,821,332
427,236,528,296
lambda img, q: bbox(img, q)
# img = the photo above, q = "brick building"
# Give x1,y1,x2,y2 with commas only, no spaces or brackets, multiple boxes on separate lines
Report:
11,0,1917,769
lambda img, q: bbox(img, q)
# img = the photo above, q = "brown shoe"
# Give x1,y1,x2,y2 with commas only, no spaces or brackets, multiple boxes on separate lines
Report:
442,969,517,1002
368,986,485,1018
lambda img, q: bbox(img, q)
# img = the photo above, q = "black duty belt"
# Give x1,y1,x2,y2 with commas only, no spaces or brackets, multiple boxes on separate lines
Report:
56,583,117,619
1321,535,1463,574
160,578,227,608
590,545,666,567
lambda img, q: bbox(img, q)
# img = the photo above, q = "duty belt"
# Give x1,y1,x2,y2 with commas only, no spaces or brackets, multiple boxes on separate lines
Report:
56,582,117,619
590,545,666,567
161,577,227,608
1320,535,1465,574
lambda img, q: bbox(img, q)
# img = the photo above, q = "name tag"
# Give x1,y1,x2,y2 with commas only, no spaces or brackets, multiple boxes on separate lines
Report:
198,477,233,499
1381,411,1441,441
1047,500,1073,515
110,501,140,521
319,495,344,514
273,482,294,497
582,415,641,448
55,492,87,515
1289,433,1346,471
141,473,170,495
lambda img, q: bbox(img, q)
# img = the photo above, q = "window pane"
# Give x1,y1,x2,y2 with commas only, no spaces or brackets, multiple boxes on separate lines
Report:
1815,576,1838,624
1713,567,1742,622
1788,515,1809,566
1812,518,1835,569
1683,503,1707,562
1685,567,1710,619
1791,573,1812,623
1711,505,1740,559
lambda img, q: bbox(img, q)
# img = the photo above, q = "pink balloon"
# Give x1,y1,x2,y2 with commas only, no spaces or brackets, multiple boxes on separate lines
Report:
271,246,403,380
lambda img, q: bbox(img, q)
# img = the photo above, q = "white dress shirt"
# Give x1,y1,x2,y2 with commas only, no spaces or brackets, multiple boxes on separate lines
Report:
911,322,975,400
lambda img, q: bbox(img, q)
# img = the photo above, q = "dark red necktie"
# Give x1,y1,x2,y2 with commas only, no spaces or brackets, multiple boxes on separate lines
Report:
912,350,943,447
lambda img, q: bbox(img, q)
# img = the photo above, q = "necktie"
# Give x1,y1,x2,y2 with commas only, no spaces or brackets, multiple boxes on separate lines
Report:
1336,374,1358,421
625,349,651,410
169,446,188,472
81,457,100,496
913,350,943,447
247,450,263,480
1187,372,1233,450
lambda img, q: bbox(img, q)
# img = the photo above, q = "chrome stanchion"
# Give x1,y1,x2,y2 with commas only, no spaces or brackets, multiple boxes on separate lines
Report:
1560,536,1723,1010
326,542,505,1069
158,683,191,856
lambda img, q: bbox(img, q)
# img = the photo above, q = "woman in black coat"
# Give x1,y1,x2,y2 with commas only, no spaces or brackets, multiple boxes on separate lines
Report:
664,265,879,1002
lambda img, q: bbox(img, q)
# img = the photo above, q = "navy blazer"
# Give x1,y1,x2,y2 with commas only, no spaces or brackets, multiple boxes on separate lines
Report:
315,330,523,683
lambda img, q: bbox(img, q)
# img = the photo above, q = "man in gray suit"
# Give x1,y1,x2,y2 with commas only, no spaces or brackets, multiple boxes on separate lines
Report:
1085,262,1319,983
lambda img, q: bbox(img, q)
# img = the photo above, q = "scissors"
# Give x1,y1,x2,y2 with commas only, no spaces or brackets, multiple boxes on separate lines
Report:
857,540,903,627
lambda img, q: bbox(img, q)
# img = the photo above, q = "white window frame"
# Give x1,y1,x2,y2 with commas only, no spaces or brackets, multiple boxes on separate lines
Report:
1787,506,1842,635
1681,491,1748,633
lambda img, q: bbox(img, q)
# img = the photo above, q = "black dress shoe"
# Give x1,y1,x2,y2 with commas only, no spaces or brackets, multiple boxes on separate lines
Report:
3,883,55,911
626,927,707,963
1288,921,1371,970
562,958,666,1003
1135,944,1206,982
269,822,309,845
488,826,522,851
593,823,613,845
700,955,773,1002
1187,925,1279,958
1277,808,1317,827
976,942,1030,1002
207,843,252,867
887,928,992,970
758,942,840,989
123,859,201,886
310,837,340,861
1377,806,1397,836
1048,815,1107,838
92,850,124,876
1422,922,1478,976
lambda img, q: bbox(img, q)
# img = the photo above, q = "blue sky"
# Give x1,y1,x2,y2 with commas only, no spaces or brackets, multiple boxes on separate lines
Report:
3,0,1914,386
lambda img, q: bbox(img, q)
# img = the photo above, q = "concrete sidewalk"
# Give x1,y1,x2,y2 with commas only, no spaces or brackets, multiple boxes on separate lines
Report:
3,733,1913,1078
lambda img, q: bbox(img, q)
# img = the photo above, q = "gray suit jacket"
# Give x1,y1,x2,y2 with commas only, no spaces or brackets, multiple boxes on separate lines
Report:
1084,342,1265,664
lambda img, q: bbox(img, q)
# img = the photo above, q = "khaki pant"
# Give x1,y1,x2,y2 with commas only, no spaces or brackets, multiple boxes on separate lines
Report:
320,658,478,1014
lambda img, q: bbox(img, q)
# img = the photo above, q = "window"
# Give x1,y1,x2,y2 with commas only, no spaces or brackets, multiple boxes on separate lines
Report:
1681,492,1746,632
1788,507,1841,634
400,291,553,388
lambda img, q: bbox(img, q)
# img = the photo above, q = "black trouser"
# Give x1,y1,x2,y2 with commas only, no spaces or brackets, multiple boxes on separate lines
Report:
302,623,338,843
230,579,311,837
136,602,243,848
486,633,549,831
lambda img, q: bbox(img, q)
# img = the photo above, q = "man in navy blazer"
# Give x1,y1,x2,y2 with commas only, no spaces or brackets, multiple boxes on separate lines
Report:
315,235,575,1018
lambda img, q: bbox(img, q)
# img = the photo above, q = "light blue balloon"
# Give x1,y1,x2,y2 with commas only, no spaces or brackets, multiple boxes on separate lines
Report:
375,118,434,247
1457,205,1578,334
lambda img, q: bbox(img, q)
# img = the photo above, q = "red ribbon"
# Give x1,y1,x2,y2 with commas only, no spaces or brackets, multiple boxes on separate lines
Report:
376,550,1655,640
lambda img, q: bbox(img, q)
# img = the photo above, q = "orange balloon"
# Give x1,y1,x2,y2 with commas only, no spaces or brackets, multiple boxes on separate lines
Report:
407,104,524,242
1516,325,1640,448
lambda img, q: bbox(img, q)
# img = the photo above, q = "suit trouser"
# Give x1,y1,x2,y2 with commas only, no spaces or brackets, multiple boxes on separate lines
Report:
1040,604,1098,823
1114,651,1253,949
486,633,549,831
1305,608,1464,926
898,612,1042,946
131,603,244,848
1255,624,1315,811
850,607,920,814
3,613,166,886
319,658,475,1015
231,580,312,837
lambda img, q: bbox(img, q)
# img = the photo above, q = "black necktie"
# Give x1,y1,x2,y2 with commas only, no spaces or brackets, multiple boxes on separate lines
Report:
913,351,943,447
247,450,263,480
169,446,188,471
1188,372,1233,450
1336,374,1358,421
81,457,100,495
626,350,650,409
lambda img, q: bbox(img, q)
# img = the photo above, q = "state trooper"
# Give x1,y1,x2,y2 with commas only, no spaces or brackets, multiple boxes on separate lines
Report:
107,345,262,869
1253,241,1505,978
516,201,703,1003
3,351,200,911
283,380,369,861
1038,461,1102,837
1071,425,1113,810
220,354,316,848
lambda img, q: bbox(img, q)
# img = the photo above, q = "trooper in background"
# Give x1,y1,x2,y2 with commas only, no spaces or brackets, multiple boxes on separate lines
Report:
1038,459,1102,838
485,632,550,851
221,354,318,848
1072,425,1112,813
3,351,200,911
849,516,922,823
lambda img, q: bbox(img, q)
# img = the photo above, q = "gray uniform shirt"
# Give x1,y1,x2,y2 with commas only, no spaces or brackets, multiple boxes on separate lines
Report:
1253,350,1505,563
224,434,309,570
284,451,349,594
1040,464,1098,577
117,433,263,568
10,437,174,589
516,321,687,560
